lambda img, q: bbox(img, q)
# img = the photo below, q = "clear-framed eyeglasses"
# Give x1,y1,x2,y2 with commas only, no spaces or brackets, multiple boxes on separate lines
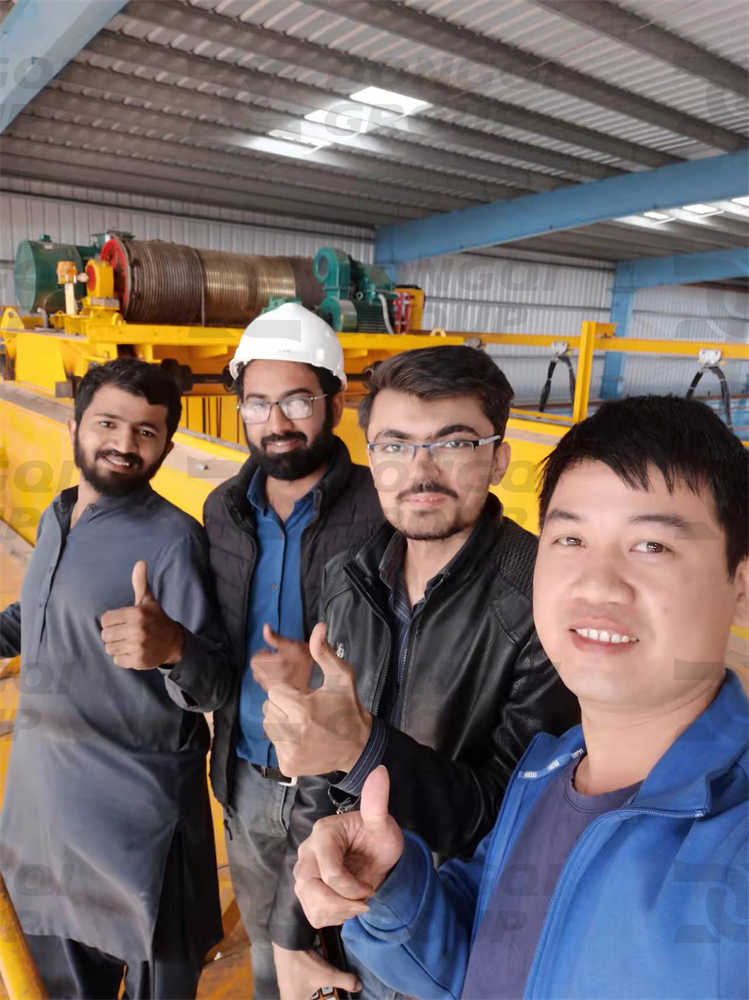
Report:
237,394,327,424
367,434,502,464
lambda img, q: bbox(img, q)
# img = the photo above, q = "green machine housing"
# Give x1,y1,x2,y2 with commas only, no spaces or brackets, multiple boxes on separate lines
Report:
314,247,396,333
14,235,105,314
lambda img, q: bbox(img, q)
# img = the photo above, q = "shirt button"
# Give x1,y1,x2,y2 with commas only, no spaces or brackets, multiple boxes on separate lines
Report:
272,584,278,591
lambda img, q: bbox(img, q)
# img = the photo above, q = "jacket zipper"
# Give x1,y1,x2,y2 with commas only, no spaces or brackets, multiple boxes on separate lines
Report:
394,611,423,731
340,563,393,714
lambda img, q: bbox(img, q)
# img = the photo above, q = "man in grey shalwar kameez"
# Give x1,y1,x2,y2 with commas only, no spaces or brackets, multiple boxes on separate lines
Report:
0,359,231,999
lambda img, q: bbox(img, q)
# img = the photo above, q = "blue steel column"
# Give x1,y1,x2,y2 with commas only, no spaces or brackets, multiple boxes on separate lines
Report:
601,261,636,399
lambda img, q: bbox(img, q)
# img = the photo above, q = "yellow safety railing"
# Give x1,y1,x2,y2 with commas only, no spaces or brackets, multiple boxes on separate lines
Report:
0,872,48,1000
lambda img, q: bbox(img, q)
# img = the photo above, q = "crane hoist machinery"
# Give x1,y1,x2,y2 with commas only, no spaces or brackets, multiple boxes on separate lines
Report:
12,234,423,333
313,246,423,334
1,234,427,463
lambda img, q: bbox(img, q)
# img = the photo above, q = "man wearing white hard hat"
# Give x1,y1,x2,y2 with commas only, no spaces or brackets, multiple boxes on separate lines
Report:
204,302,383,998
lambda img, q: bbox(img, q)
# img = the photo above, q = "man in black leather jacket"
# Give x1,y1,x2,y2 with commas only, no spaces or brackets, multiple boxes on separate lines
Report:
264,345,579,998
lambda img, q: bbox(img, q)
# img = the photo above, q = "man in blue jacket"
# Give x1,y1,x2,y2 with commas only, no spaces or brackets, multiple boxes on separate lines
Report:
293,394,749,1000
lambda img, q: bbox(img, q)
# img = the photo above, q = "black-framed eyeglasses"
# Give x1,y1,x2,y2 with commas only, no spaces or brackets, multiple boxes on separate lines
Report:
237,394,327,424
367,434,502,464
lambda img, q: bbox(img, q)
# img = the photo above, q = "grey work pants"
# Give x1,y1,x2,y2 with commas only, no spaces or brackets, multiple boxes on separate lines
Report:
224,758,296,1000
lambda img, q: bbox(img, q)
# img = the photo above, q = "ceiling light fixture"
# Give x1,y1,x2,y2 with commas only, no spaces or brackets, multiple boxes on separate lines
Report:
730,195,749,207
681,202,723,216
349,86,430,117
248,135,329,160
614,212,672,228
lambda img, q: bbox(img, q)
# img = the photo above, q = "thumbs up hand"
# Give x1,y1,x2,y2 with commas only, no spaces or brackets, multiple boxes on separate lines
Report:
262,623,372,777
293,766,405,928
250,624,313,693
100,560,186,670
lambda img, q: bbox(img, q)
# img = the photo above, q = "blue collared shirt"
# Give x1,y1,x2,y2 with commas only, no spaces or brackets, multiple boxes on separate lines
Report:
236,467,315,767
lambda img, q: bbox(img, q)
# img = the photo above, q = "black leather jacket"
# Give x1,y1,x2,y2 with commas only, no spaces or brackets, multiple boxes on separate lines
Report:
203,436,384,806
270,494,580,949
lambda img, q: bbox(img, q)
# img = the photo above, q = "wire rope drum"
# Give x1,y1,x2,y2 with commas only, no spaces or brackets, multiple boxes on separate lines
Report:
101,237,204,325
100,237,320,325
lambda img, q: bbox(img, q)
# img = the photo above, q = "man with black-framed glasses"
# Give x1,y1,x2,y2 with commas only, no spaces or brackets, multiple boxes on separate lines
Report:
266,345,578,999
203,302,383,999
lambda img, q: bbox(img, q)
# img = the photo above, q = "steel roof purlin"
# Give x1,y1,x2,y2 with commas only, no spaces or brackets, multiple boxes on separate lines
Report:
532,0,749,97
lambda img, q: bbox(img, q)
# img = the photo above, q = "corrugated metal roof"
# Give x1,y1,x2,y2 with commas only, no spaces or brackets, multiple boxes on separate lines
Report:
0,0,746,264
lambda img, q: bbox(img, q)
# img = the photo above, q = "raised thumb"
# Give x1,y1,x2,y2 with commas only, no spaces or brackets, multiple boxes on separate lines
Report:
131,560,153,606
360,765,391,831
310,623,347,685
262,623,282,650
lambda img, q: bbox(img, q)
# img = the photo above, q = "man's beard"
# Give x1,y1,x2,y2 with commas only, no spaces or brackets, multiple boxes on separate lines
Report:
74,433,166,497
246,418,336,482
389,481,475,542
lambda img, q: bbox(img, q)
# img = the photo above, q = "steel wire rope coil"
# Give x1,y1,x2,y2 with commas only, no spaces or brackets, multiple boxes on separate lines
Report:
118,240,205,325
200,250,258,326
248,257,297,313
102,238,320,324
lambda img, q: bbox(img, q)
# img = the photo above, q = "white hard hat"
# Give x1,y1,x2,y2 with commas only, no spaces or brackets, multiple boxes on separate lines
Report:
229,301,347,388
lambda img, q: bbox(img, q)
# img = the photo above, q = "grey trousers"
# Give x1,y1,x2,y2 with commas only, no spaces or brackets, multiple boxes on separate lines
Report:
224,758,297,1000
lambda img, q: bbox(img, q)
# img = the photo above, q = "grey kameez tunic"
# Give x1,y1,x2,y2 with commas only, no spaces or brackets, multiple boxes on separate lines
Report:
0,485,231,962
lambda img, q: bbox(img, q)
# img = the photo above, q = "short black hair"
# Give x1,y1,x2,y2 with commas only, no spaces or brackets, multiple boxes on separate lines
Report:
232,362,342,400
358,345,514,440
75,359,182,440
538,395,749,577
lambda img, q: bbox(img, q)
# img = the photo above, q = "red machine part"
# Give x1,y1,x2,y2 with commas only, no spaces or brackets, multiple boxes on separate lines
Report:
100,236,131,313
84,261,97,295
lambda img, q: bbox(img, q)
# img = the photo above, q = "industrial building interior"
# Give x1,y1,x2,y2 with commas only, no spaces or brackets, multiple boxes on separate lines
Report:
0,0,747,996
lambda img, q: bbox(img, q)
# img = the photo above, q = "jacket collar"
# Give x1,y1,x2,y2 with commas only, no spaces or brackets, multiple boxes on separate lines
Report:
223,435,354,525
352,492,505,592
518,671,749,816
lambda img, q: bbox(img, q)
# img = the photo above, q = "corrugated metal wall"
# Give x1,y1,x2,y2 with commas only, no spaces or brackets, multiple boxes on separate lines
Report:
1,185,747,410
398,252,612,404
625,284,749,398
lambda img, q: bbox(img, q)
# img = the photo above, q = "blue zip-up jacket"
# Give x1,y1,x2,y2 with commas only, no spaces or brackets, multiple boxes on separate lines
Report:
343,671,748,999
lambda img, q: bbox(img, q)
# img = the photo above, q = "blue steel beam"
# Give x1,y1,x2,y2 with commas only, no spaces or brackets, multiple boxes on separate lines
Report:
601,246,749,399
614,246,749,290
0,0,128,132
374,150,749,266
